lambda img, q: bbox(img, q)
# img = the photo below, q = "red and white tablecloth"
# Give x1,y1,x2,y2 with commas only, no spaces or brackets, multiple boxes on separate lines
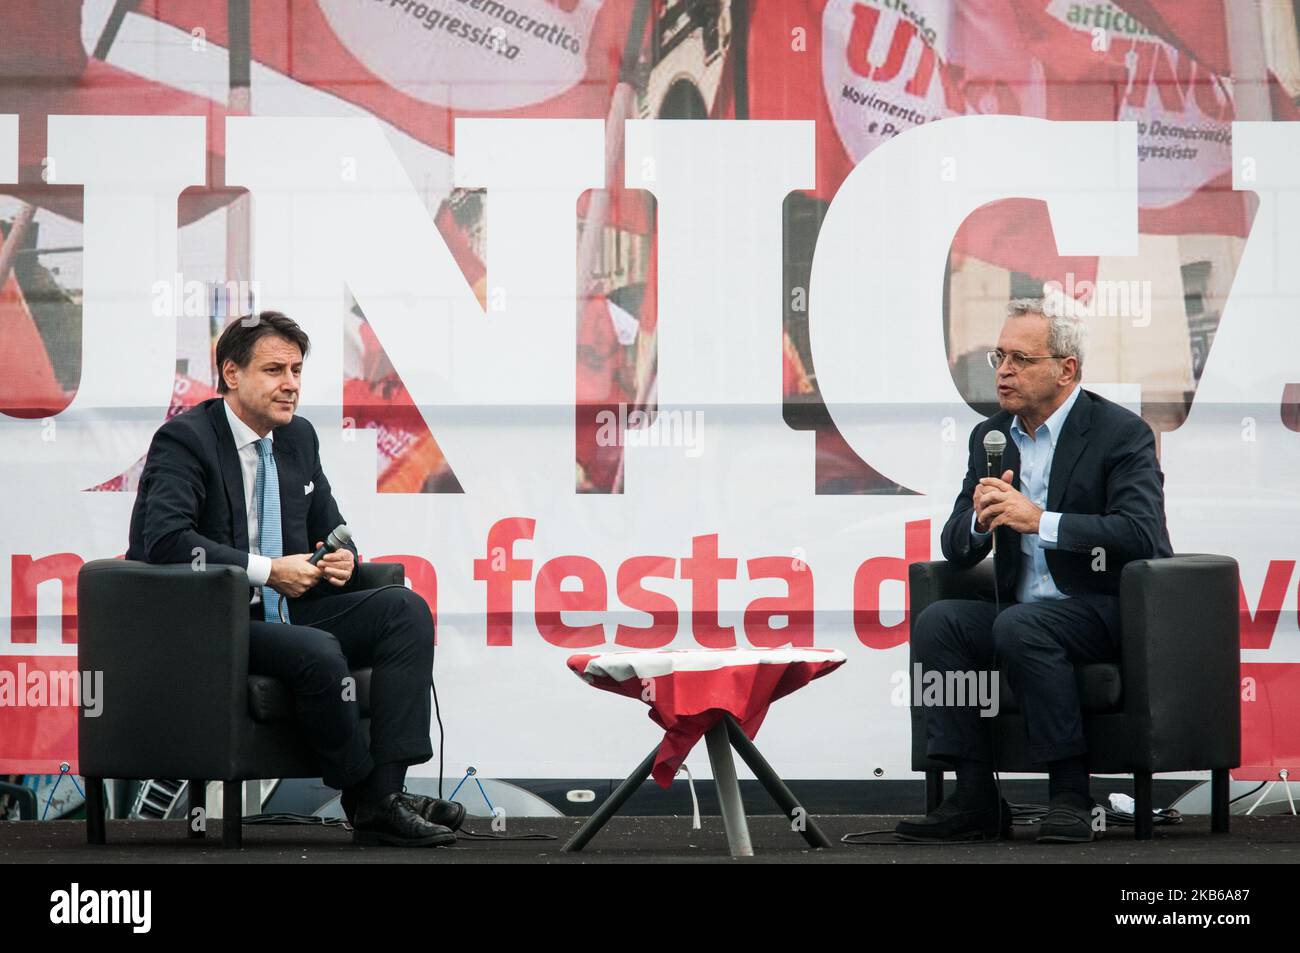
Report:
567,647,847,787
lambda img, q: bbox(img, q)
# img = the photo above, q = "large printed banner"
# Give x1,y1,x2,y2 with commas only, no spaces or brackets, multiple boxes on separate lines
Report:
1,0,1299,784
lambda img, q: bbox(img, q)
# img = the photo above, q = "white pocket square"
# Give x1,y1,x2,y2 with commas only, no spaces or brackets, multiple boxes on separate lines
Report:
304,481,315,495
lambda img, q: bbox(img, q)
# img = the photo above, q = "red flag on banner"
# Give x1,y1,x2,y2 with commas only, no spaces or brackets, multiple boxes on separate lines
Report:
944,1,1102,284
746,0,854,203
1008,0,1290,239
140,0,639,152
0,2,235,224
575,292,635,490
1112,0,1230,75
0,60,237,226
747,0,1096,285
575,154,654,234
434,201,487,297
339,307,463,493
0,271,67,418
0,0,86,80
343,374,457,493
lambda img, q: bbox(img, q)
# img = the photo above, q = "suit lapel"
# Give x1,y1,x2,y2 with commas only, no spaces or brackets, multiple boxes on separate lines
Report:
209,399,250,551
1046,389,1093,512
272,434,299,549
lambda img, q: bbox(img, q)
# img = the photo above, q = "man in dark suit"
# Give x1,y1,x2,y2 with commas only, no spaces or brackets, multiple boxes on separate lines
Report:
126,311,464,847
895,298,1173,844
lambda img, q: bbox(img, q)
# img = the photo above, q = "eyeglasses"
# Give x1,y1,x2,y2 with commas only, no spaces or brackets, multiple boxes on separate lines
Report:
986,349,1065,371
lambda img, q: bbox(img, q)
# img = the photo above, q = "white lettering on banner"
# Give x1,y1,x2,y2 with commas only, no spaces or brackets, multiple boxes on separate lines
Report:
0,116,205,492
1163,122,1300,655
0,114,13,178
224,117,603,500
0,115,1293,780
622,120,816,500
810,116,1138,497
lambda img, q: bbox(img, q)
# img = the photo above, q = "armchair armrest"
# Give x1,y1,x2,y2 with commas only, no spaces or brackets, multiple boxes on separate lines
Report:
908,559,997,621
1119,554,1241,770
354,560,405,590
77,558,250,779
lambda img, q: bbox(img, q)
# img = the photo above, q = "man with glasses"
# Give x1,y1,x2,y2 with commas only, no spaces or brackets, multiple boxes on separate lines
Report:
895,298,1173,843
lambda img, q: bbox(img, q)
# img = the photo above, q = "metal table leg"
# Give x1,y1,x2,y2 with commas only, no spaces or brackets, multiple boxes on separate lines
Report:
562,744,659,853
724,714,832,848
705,721,753,858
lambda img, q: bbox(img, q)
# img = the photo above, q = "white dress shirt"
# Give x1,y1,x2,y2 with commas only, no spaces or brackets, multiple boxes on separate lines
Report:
223,400,274,598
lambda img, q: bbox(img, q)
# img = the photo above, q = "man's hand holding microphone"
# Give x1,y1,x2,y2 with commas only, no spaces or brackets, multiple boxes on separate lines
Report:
267,525,355,597
268,553,322,598
974,471,1044,534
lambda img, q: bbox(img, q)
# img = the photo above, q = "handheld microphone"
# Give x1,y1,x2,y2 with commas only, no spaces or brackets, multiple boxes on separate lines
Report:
983,430,1006,477
309,524,352,565
982,431,1006,554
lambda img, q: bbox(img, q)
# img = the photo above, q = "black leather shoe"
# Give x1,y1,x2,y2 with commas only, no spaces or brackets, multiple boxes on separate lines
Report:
397,789,466,832
352,792,456,847
894,797,1012,842
1036,797,1101,843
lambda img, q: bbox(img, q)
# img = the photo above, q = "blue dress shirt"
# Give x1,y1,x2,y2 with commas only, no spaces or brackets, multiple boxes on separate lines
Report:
971,383,1082,603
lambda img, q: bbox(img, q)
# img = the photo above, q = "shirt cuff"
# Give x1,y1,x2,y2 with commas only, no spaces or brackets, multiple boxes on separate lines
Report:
246,553,273,587
1037,511,1062,548
970,511,992,541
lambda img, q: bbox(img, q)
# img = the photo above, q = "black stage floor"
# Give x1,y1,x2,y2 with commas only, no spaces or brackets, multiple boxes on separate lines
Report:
4,813,1300,863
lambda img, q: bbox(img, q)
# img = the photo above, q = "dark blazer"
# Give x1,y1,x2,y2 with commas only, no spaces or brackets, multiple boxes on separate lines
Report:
940,388,1173,623
126,397,362,608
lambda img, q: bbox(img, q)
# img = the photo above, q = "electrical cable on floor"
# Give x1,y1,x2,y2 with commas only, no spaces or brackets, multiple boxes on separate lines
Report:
286,583,448,800
243,813,351,828
240,813,557,841
455,828,557,841
259,584,557,841
842,801,1183,845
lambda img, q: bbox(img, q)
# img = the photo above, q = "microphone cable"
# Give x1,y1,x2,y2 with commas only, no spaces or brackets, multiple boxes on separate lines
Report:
857,452,1019,847
985,454,1005,825
285,584,447,799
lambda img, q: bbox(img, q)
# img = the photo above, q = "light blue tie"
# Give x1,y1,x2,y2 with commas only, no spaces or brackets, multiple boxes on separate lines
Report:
254,437,286,623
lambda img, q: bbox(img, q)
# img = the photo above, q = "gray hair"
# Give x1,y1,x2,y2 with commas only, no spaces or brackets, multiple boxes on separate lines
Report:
1005,297,1085,380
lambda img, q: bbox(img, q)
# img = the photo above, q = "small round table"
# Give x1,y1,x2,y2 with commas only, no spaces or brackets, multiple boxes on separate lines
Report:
563,646,847,857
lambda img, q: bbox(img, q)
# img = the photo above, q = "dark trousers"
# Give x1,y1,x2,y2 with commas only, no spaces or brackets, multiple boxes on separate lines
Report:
247,586,435,790
911,596,1118,765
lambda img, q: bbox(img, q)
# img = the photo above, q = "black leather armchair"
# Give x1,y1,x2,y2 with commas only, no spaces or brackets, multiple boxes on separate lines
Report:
908,554,1240,840
77,558,406,848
